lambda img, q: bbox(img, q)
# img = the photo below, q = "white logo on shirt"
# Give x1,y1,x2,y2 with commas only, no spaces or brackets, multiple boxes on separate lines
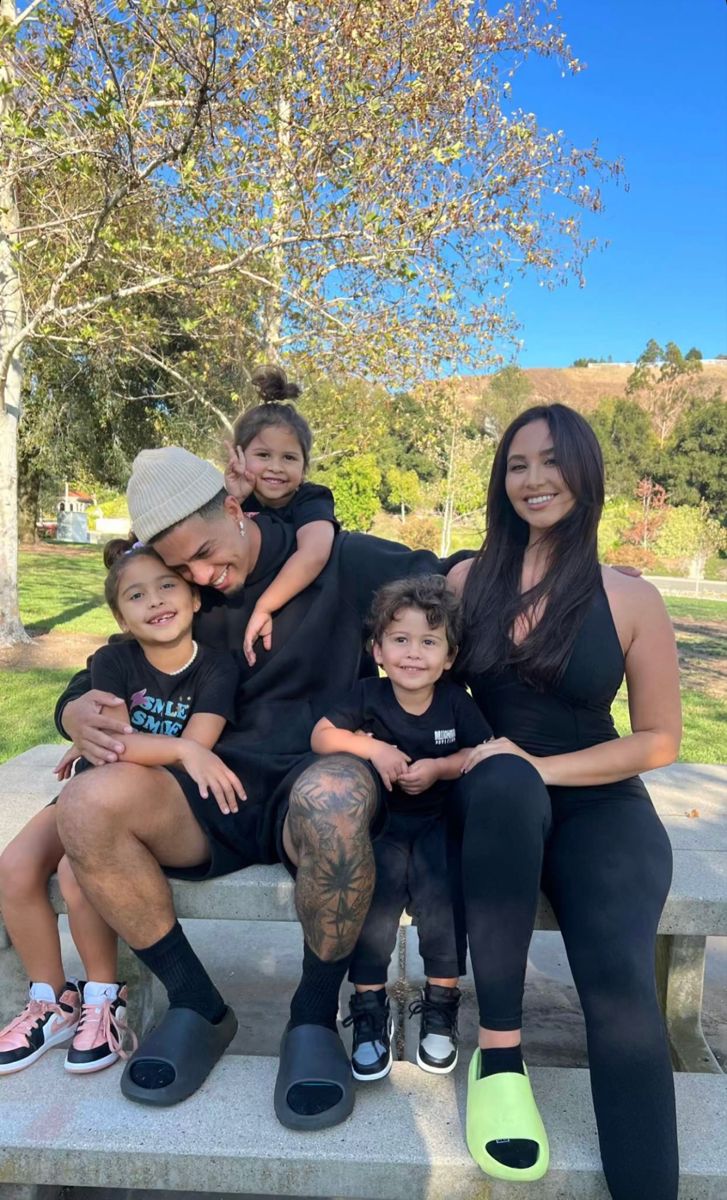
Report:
434,728,456,745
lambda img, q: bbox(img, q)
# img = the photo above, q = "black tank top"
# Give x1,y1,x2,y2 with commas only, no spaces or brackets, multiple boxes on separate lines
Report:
467,583,625,758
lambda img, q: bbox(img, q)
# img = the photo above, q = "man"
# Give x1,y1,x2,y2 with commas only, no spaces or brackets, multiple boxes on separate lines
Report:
55,446,457,1129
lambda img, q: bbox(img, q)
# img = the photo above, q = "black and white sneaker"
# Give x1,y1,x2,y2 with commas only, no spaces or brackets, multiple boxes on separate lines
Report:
409,983,460,1074
343,990,394,1082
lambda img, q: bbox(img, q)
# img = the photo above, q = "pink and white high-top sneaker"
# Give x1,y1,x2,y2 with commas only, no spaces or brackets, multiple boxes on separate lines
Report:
0,981,81,1074
65,982,137,1074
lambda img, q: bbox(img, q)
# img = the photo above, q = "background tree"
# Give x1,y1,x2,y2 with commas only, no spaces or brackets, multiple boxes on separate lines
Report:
658,396,726,519
597,496,638,560
315,452,382,532
223,0,618,377
476,365,533,441
588,396,658,496
384,466,421,523
2,0,618,644
382,391,443,483
400,514,440,553
655,502,727,588
294,376,391,468
1,0,224,642
626,478,669,551
399,382,487,554
16,275,260,541
626,339,705,446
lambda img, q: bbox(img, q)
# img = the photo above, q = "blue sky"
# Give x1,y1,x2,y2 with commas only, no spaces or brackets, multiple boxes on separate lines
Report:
501,0,727,368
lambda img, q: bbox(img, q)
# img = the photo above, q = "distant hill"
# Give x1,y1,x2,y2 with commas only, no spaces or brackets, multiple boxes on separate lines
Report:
448,360,727,413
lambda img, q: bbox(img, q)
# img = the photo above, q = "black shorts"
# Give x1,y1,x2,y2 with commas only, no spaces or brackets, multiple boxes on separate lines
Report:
163,753,385,882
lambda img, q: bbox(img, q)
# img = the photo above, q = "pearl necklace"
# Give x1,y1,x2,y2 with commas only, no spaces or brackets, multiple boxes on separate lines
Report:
166,641,198,676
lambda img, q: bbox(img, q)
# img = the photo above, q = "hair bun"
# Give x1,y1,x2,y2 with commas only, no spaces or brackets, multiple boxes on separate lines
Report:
251,363,302,404
103,532,137,569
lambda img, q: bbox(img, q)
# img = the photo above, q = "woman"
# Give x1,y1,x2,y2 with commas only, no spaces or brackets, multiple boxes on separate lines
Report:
448,404,681,1199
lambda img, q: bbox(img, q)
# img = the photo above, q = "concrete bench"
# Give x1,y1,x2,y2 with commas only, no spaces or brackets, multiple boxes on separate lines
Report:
0,1054,725,1199
0,747,726,1198
1,748,725,1076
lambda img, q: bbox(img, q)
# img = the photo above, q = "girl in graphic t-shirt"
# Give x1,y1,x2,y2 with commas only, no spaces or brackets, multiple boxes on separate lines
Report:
0,537,241,1077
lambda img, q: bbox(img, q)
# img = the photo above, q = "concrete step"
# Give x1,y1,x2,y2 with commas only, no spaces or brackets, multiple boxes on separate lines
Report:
0,1054,725,1199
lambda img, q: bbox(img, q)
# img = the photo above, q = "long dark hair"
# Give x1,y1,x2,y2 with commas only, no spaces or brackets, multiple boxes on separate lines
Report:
232,364,312,468
458,403,604,686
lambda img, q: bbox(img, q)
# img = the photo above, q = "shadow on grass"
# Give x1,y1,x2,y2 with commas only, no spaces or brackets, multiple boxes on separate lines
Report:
673,622,727,699
25,597,106,636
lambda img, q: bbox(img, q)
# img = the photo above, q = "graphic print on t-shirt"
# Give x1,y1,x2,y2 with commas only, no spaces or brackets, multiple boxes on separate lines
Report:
434,728,456,745
129,688,194,737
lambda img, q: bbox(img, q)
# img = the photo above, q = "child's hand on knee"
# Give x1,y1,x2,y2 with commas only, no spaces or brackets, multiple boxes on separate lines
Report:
179,742,247,815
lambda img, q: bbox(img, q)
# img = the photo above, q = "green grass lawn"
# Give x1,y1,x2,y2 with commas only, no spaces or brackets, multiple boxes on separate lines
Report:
18,543,116,637
1,544,724,765
611,688,725,763
1,668,75,764
660,596,727,623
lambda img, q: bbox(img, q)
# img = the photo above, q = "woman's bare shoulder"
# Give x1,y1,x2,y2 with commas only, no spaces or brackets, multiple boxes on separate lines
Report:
601,565,668,626
447,557,474,595
601,564,662,602
601,566,670,656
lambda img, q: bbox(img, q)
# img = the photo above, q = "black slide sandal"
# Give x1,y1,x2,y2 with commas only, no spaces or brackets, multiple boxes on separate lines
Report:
274,1023,355,1131
120,1006,237,1107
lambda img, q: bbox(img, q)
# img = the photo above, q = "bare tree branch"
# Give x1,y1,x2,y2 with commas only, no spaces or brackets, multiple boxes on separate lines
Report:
5,0,44,31
126,342,234,432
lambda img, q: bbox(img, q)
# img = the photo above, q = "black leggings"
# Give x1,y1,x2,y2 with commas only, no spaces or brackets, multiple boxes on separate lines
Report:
454,755,678,1200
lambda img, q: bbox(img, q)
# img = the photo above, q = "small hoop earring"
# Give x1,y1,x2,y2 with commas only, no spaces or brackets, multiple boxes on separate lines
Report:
238,519,246,538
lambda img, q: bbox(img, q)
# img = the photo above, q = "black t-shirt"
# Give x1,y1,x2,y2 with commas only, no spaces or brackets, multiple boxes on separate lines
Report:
324,676,491,815
243,482,339,533
56,521,474,853
90,640,239,735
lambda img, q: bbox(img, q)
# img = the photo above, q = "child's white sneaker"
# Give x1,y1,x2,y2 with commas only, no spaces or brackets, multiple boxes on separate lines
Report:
65,982,137,1074
0,981,81,1074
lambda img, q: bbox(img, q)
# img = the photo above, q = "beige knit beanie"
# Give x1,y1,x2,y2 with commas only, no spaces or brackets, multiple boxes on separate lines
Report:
127,447,225,543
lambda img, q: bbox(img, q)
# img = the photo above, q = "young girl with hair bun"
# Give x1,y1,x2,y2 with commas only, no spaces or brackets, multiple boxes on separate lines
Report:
225,364,340,666
0,537,241,1077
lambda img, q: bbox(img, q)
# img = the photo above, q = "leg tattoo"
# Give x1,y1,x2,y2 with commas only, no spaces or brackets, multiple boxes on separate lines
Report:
288,757,377,961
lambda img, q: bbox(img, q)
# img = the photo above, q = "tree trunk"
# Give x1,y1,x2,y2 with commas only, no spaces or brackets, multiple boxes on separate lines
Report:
17,450,41,543
0,0,30,643
439,424,456,558
0,396,28,645
262,0,295,360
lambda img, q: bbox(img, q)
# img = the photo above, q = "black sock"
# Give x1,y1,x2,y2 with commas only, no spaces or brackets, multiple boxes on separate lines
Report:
289,943,352,1031
133,921,226,1024
480,1044,525,1077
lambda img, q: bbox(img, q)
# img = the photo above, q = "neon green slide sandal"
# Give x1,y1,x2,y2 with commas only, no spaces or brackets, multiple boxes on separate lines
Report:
466,1049,550,1182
